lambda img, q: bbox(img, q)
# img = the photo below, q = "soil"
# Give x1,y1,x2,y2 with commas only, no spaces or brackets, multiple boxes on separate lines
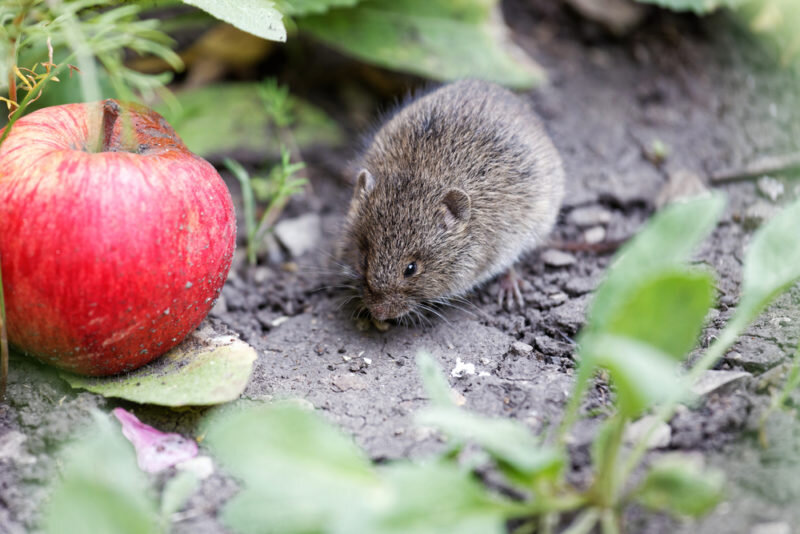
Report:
3,2,800,533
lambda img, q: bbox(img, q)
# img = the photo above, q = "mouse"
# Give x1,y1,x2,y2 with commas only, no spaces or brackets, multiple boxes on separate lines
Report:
339,79,565,322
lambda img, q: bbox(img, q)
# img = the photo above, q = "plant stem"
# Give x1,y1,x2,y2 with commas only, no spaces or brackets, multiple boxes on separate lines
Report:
561,508,600,534
593,415,627,507
600,508,621,534
557,358,593,445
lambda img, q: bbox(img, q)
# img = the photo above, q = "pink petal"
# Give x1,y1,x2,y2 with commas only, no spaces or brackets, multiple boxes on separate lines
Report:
113,407,198,473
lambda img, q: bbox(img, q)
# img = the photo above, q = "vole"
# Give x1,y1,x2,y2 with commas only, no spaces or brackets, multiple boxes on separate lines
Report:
340,79,565,322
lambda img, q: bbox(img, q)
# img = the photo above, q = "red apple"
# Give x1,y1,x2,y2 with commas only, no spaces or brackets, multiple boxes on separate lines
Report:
0,100,236,376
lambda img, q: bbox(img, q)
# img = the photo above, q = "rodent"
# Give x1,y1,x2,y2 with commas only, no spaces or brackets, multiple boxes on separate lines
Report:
339,79,565,321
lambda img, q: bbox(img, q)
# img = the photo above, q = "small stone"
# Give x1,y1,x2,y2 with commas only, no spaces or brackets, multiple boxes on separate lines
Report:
691,370,751,397
751,522,791,534
451,357,476,378
567,206,612,227
511,341,534,354
624,415,671,449
757,176,785,202
270,316,289,328
584,226,606,244
541,249,576,267
331,373,368,392
273,213,322,258
253,266,271,284
549,292,568,304
363,357,372,365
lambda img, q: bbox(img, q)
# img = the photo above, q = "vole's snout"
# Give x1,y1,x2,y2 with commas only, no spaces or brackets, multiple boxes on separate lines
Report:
364,291,410,321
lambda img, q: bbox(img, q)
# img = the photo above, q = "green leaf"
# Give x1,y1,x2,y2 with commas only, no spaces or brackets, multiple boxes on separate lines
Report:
416,351,457,406
603,269,715,359
203,403,380,533
365,461,510,534
298,0,545,88
158,83,343,161
62,333,257,407
634,454,724,517
277,0,360,16
582,335,686,418
588,194,724,333
634,0,746,14
416,406,563,481
736,197,800,326
181,0,287,42
43,412,159,534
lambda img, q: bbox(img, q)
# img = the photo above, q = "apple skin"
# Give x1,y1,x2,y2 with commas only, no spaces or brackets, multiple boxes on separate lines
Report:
0,100,236,376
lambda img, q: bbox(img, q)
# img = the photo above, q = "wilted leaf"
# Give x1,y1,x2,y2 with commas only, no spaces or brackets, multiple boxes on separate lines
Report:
635,454,724,517
299,0,545,88
158,83,343,162
365,461,511,534
588,194,724,332
416,407,563,481
603,269,715,359
181,0,287,42
736,197,800,326
42,412,159,534
62,331,257,407
113,408,198,474
634,0,745,14
582,334,686,417
203,403,380,533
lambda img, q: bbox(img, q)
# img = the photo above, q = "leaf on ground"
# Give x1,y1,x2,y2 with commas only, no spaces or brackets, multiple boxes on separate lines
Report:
634,454,724,517
42,411,159,534
203,403,380,533
158,83,343,162
416,352,458,407
736,197,800,326
161,470,200,519
588,194,724,333
62,327,257,407
277,0,360,16
365,461,511,534
181,0,287,42
416,406,563,482
602,268,715,359
582,334,686,418
113,408,198,474
298,0,545,88
634,0,745,14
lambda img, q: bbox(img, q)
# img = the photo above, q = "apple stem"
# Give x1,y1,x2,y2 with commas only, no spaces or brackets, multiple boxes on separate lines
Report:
101,99,121,153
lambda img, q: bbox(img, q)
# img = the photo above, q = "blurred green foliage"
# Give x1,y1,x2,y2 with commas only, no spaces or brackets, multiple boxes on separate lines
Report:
43,194,800,533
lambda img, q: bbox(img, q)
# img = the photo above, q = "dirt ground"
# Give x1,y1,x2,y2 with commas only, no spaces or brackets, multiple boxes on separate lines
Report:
2,2,800,533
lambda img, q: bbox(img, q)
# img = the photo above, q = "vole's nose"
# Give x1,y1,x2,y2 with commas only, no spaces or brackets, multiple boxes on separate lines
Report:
370,303,392,321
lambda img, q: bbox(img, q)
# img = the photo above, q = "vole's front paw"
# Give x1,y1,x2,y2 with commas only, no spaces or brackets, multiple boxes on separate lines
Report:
497,267,525,309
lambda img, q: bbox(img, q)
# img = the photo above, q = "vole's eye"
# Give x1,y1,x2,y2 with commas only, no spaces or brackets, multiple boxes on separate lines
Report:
403,261,418,278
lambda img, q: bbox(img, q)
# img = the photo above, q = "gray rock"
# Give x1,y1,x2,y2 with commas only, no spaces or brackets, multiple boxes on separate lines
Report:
691,370,751,397
563,0,647,35
656,169,709,208
567,206,612,227
584,226,606,244
541,249,577,267
511,341,534,355
273,213,323,258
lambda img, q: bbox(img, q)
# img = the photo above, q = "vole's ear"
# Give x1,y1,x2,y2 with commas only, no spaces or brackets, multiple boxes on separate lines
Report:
441,188,471,229
355,169,376,196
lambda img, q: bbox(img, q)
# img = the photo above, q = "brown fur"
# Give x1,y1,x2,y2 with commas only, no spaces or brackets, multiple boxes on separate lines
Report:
340,79,565,320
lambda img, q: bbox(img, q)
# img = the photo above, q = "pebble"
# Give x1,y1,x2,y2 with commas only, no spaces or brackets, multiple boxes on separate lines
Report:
541,249,577,267
451,357,476,378
656,169,708,208
623,415,671,449
691,370,751,397
584,226,606,244
563,0,646,35
273,213,322,258
567,206,612,227
740,201,779,230
757,176,785,202
511,341,534,355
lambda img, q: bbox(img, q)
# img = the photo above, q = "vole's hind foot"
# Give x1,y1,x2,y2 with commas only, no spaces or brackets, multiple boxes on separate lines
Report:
497,267,525,309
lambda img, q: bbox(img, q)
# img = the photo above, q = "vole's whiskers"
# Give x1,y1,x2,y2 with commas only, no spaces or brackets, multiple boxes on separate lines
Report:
418,303,451,326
